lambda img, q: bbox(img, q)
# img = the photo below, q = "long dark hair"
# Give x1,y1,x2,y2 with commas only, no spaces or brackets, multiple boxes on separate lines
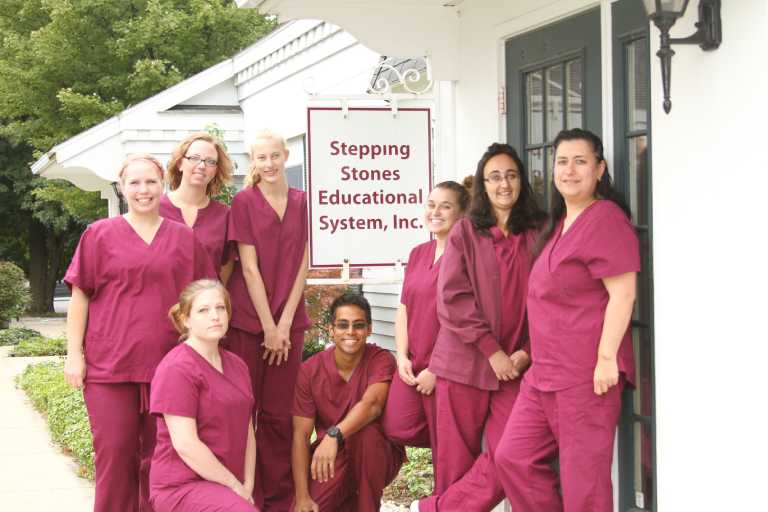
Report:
533,128,632,257
468,143,547,235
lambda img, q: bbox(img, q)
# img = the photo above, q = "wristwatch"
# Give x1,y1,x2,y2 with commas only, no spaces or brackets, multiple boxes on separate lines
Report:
326,425,345,447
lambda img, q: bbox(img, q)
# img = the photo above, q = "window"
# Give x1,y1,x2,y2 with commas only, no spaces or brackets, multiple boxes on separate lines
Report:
523,57,584,207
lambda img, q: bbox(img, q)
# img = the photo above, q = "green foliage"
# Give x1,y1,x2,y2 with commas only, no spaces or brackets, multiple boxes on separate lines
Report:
16,361,94,479
0,261,30,327
0,0,276,151
10,335,67,357
384,447,434,504
0,327,41,346
24,180,107,234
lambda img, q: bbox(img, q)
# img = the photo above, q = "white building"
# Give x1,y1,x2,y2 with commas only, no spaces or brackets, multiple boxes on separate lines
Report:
35,1,768,510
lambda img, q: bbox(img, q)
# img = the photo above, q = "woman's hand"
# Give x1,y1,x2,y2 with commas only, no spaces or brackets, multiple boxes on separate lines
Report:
262,325,291,366
489,350,518,381
508,350,531,377
397,355,417,386
229,480,254,504
310,435,339,483
63,352,86,389
415,368,436,395
294,494,320,512
593,356,619,395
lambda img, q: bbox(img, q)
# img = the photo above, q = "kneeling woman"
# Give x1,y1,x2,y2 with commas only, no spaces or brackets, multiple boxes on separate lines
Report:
150,280,258,512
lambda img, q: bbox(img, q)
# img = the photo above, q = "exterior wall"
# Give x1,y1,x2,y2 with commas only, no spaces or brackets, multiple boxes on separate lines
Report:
649,2,767,509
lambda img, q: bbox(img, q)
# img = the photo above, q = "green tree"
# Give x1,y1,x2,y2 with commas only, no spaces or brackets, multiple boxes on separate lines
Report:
0,1,275,312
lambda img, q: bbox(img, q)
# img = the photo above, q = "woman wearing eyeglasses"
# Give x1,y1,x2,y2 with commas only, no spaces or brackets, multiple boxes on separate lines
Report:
225,129,310,510
161,132,235,283
412,143,546,512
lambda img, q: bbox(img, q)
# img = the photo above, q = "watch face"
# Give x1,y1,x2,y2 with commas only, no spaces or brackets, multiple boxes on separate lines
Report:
328,426,339,436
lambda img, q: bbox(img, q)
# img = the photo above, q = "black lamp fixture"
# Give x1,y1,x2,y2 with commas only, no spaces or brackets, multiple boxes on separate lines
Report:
643,0,722,113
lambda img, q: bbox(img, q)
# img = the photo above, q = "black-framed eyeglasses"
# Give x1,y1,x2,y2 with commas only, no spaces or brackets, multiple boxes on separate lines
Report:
332,321,368,331
484,171,519,185
184,155,218,167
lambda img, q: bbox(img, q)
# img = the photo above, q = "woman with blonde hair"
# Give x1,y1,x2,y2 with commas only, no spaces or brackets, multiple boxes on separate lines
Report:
63,154,216,512
161,132,235,282
149,280,258,512
225,130,310,510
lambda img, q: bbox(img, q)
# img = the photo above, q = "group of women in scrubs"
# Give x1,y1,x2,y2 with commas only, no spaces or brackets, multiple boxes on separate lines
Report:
64,129,309,512
63,123,636,512
389,129,639,512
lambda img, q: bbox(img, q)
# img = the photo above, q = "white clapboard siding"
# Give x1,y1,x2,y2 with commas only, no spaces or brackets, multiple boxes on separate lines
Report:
362,274,401,352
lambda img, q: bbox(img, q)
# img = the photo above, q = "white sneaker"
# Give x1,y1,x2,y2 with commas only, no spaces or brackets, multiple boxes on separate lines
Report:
410,500,420,512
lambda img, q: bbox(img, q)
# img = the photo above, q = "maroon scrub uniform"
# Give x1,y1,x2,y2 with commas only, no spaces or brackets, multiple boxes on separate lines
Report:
381,240,440,456
64,217,216,512
495,200,640,512
159,194,231,272
149,344,257,512
293,345,405,512
226,186,311,510
421,224,533,511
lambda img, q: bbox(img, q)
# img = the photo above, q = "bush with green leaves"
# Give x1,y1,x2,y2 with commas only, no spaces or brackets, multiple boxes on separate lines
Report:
0,327,41,346
16,361,94,479
10,335,66,357
384,447,434,504
0,261,30,328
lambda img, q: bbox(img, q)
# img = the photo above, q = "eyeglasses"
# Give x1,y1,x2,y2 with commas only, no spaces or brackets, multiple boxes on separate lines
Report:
332,321,368,331
484,172,519,185
184,155,218,167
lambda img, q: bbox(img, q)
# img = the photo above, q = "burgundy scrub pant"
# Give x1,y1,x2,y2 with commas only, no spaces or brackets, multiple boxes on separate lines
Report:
225,327,304,512
292,424,405,512
419,377,520,511
495,379,623,512
151,481,260,512
381,372,437,448
83,382,156,512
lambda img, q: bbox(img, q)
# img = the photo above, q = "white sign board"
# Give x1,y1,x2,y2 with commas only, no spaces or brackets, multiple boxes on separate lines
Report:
307,107,432,267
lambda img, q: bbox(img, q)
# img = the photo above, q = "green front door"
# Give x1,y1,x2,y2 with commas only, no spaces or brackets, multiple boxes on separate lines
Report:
506,7,601,208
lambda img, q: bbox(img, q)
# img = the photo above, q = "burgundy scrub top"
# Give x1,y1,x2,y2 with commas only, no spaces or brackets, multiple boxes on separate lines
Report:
526,200,640,391
226,186,311,334
293,344,396,440
400,240,442,372
149,344,255,498
159,194,231,271
64,217,217,383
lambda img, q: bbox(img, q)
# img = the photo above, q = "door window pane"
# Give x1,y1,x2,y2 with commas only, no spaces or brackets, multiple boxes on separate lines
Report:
627,40,648,131
566,59,584,129
526,71,544,145
628,135,648,224
546,64,564,141
527,148,546,205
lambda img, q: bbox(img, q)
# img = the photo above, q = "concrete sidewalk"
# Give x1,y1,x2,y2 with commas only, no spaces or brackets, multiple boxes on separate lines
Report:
1,315,94,511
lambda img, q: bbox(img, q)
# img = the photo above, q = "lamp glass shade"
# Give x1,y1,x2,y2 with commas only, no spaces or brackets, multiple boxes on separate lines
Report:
642,0,690,16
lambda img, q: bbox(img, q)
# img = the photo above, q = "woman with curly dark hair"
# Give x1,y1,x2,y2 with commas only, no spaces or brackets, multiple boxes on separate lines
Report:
412,143,546,512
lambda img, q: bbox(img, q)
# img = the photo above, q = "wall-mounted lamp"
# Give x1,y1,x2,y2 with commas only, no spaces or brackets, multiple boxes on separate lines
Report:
643,0,722,113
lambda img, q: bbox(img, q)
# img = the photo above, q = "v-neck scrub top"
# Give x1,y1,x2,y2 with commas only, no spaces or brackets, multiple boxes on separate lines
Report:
526,200,640,391
64,217,217,383
160,194,231,271
293,344,396,440
149,344,255,496
227,186,311,334
400,240,442,372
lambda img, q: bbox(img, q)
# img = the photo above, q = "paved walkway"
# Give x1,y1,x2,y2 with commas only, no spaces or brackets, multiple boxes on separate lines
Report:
1,315,94,511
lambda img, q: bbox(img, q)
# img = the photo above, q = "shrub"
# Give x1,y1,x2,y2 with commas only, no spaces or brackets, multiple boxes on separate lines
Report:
10,336,67,357
384,447,434,504
16,361,94,479
0,327,41,346
0,261,30,329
